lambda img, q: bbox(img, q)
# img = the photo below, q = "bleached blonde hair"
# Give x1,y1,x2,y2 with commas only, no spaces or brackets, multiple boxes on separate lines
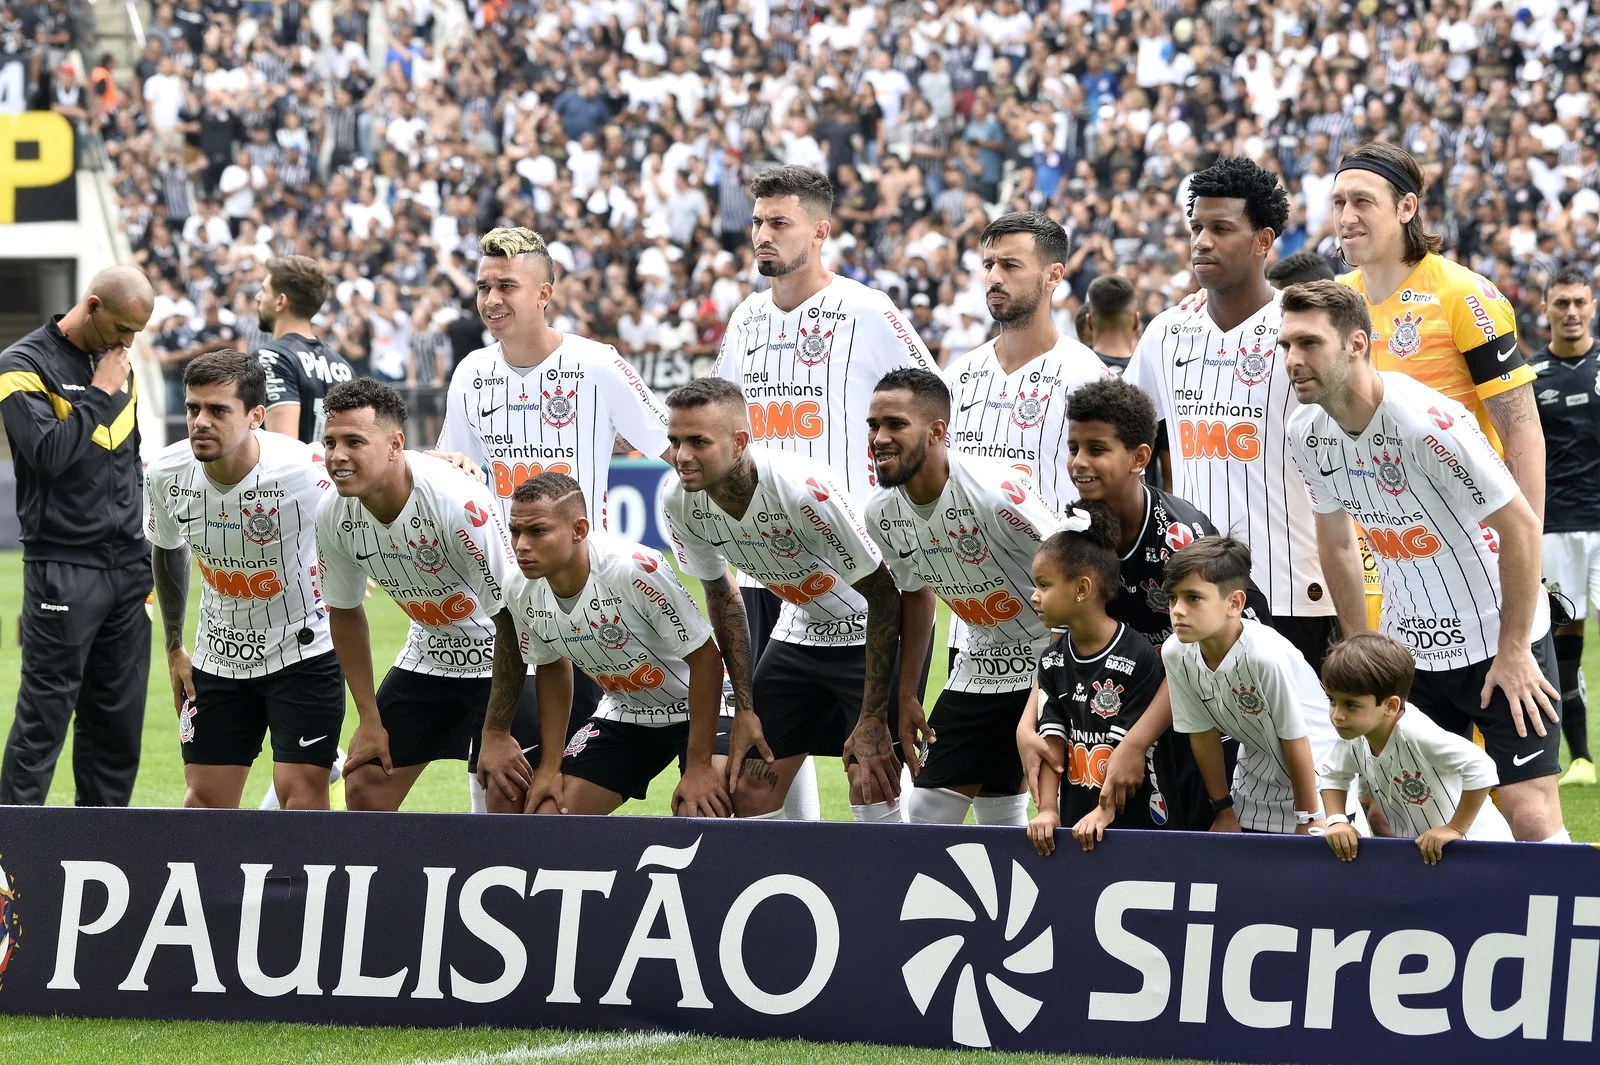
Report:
479,227,555,280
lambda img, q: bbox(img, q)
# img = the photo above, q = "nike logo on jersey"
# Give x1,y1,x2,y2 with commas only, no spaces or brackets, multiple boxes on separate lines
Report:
745,344,761,358
1174,355,1202,367
958,399,983,412
356,550,377,561
1496,336,1518,362
298,735,327,747
177,510,203,524
1512,750,1541,767
1317,466,1340,477
898,548,917,558
480,405,502,418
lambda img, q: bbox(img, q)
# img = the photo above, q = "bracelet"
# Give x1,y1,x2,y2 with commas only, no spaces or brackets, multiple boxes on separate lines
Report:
1294,809,1324,825
1325,813,1350,826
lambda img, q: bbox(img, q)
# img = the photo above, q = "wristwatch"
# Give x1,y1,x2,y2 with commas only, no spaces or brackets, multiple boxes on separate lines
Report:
1295,809,1323,825
1209,794,1234,814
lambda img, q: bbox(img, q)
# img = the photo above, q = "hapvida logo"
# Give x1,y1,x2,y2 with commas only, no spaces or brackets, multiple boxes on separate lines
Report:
900,843,1052,1047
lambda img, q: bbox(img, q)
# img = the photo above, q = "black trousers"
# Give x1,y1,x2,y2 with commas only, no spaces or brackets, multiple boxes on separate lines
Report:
0,560,153,806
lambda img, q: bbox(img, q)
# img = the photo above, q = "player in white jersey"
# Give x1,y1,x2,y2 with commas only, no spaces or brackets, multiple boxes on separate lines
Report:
481,472,730,817
315,379,550,812
147,351,342,809
942,211,1108,669
435,227,671,808
1317,633,1511,862
661,377,914,821
1278,279,1568,843
866,369,1067,827
1128,157,1335,668
1161,537,1343,833
716,165,939,820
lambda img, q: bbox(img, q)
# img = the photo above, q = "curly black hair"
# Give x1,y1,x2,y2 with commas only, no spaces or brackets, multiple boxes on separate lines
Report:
1036,499,1121,601
1186,156,1290,236
1066,377,1157,451
324,377,410,429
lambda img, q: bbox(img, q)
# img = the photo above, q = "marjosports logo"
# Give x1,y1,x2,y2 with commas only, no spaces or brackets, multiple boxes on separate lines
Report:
901,843,1052,1048
0,856,19,989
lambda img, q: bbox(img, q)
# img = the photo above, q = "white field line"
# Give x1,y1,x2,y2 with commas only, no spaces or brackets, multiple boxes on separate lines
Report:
405,1030,687,1065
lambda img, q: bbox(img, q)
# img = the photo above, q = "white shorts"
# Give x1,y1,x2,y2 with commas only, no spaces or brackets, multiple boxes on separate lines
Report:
1542,530,1600,616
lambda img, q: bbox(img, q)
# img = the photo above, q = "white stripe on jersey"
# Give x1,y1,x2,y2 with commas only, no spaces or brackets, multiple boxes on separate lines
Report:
942,335,1109,508
1318,704,1512,841
1164,620,1339,833
436,334,669,529
513,536,714,726
146,430,333,678
1130,295,1332,617
663,446,884,647
315,452,520,677
1288,372,1549,670
716,274,936,500
866,453,1059,693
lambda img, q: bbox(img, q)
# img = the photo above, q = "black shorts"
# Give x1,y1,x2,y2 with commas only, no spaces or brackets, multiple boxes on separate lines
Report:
376,667,540,772
727,639,905,761
1409,634,1562,785
1273,614,1338,673
742,584,784,664
562,718,689,801
182,651,345,768
915,685,1030,795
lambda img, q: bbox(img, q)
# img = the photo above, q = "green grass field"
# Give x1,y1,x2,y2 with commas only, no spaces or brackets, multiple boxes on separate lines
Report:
0,551,1594,1063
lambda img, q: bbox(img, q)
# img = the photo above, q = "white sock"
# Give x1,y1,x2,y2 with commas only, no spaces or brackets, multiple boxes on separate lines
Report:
469,773,487,814
1544,827,1572,843
741,807,786,820
258,783,281,811
909,787,973,824
850,800,904,823
973,793,1030,827
782,756,822,821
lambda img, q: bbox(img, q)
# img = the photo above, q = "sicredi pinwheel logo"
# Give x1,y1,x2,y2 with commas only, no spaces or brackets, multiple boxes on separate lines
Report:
900,843,1053,1047
0,856,19,989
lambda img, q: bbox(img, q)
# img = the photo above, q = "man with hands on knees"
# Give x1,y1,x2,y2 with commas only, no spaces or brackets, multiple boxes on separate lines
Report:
478,472,730,817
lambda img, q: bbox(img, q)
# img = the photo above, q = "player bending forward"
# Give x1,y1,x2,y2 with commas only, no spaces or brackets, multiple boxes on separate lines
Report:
481,472,730,816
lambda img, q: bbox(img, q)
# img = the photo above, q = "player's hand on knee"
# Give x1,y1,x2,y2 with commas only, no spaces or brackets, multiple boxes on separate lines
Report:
525,767,568,814
1028,810,1059,855
1482,646,1561,738
843,716,901,803
1326,821,1360,861
166,647,195,714
346,720,393,775
728,710,773,794
1415,825,1461,865
673,761,731,818
1016,727,1060,808
476,729,532,805
1099,742,1146,814
898,694,934,778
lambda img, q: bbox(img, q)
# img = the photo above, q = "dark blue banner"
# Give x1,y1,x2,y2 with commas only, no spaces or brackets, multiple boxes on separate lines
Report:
605,457,673,550
0,808,1595,1064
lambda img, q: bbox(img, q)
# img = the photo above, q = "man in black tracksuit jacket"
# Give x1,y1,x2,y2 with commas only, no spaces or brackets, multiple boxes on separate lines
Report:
0,266,155,805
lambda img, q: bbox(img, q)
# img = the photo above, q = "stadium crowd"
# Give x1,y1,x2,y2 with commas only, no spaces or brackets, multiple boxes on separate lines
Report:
11,0,1600,410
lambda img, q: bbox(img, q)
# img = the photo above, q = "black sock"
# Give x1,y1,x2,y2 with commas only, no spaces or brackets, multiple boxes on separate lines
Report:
1554,634,1591,762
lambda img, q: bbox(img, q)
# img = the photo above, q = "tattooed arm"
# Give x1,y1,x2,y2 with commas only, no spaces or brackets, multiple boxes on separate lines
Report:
1483,383,1545,523
844,562,904,804
477,607,536,810
152,544,194,713
702,570,755,716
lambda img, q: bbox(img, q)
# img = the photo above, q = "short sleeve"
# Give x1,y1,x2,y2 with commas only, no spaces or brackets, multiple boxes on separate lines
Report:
144,469,184,550
989,472,1059,551
1412,713,1500,792
1446,277,1530,396
315,496,368,610
1162,638,1213,734
596,347,670,457
1128,324,1171,423
629,549,715,654
662,488,729,581
868,298,937,374
435,365,488,465
787,471,884,584
1253,647,1311,743
1316,738,1360,794
866,494,926,593
1402,399,1517,522
445,486,519,615
258,347,302,409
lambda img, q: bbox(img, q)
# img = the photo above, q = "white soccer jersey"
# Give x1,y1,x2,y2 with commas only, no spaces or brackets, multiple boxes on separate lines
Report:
1318,705,1512,841
716,274,936,500
316,452,520,677
146,430,333,678
436,334,670,528
1130,296,1332,617
512,535,714,726
663,445,883,648
866,453,1060,693
1288,372,1550,670
942,335,1109,506
1164,619,1341,833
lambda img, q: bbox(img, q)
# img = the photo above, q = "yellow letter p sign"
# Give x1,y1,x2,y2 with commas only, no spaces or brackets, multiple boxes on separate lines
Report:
0,112,74,224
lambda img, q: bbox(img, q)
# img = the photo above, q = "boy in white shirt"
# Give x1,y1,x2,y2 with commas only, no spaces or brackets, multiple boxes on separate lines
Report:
1319,632,1513,864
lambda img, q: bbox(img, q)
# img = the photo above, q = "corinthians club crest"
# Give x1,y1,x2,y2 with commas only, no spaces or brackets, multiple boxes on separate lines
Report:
1387,310,1423,360
1091,679,1124,719
1141,578,1169,613
1394,769,1433,805
408,533,447,574
1233,683,1264,716
1011,388,1048,429
1234,340,1271,387
1375,450,1407,496
241,503,280,546
949,524,989,566
541,387,578,428
591,613,630,650
796,324,832,367
761,524,803,558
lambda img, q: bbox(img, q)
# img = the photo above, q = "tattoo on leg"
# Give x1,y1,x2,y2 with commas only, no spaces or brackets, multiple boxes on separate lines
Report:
743,757,778,787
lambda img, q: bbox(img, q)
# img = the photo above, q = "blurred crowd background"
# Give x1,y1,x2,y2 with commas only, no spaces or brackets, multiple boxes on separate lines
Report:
9,0,1600,441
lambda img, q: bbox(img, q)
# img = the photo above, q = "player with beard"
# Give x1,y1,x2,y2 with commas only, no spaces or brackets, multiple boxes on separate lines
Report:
255,256,354,444
866,369,1065,826
716,165,937,820
1128,156,1336,669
